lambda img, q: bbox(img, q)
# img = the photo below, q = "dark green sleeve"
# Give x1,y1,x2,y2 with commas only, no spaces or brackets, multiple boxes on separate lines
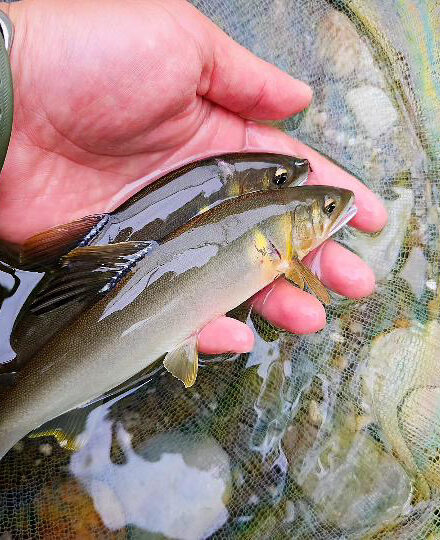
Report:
0,11,13,172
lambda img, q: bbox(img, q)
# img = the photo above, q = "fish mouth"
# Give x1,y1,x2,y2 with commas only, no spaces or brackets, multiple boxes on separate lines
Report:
330,202,357,236
293,159,310,186
295,175,308,187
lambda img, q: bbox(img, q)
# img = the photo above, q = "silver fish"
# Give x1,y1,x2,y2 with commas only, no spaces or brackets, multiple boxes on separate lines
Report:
0,185,356,459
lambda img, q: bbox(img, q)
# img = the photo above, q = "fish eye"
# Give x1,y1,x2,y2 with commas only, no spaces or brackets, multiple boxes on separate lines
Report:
324,198,337,216
273,167,289,186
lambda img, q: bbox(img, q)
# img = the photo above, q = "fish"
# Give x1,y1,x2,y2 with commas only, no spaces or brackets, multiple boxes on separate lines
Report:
2,153,310,370
1,153,310,269
90,153,311,247
0,185,356,459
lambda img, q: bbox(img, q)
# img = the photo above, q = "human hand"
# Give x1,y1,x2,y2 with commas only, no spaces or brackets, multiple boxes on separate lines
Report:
0,0,387,354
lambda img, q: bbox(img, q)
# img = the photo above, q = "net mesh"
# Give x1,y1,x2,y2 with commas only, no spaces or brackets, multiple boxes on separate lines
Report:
1,0,440,538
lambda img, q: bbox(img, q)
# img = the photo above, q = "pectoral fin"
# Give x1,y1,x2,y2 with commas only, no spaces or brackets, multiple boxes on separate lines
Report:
285,261,305,290
286,259,331,305
163,335,199,388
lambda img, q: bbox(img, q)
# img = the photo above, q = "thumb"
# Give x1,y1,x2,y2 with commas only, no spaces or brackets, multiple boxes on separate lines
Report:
183,1,313,120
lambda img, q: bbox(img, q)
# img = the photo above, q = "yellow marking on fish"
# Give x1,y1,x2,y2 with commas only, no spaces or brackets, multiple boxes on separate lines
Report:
28,428,79,452
251,229,284,280
254,229,271,255
228,180,242,197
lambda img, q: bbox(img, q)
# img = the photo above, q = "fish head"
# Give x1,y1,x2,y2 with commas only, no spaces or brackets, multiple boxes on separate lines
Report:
268,156,309,189
223,154,310,195
289,186,356,258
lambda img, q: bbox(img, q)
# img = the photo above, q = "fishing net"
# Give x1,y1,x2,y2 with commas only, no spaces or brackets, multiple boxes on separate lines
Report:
1,0,440,538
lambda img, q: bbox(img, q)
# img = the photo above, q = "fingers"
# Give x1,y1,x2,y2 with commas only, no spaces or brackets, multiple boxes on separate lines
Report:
303,240,376,299
186,4,312,119
243,123,388,233
249,239,375,335
198,315,254,354
198,239,375,353
251,278,326,334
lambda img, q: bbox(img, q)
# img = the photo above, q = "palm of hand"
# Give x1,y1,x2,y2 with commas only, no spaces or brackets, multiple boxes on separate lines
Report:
0,0,387,352
3,0,260,241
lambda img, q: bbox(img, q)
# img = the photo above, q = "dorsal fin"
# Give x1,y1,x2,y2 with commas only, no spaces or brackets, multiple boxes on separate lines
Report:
0,215,108,269
29,240,158,315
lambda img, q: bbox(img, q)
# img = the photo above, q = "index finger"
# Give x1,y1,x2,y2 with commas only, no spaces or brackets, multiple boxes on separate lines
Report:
244,123,388,233
180,0,313,120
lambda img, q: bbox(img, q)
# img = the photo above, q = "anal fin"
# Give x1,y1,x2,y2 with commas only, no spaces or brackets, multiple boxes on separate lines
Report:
163,335,199,388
